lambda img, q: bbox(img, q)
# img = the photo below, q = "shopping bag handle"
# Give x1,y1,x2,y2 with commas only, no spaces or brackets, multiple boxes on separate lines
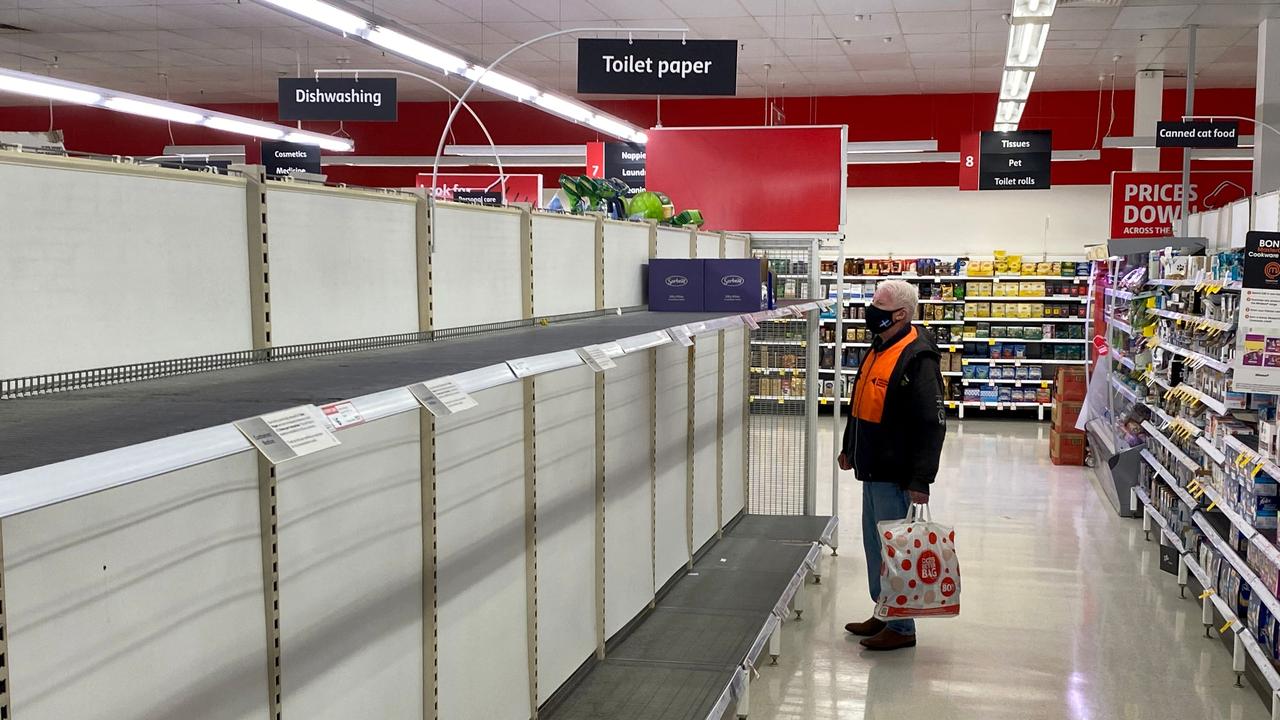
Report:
907,503,932,523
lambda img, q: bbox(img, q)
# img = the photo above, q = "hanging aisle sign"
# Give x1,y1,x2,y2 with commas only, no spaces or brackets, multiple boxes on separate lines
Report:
577,39,738,96
278,78,398,121
978,130,1051,190
261,140,321,177
1233,231,1280,393
1156,120,1239,148
586,142,646,193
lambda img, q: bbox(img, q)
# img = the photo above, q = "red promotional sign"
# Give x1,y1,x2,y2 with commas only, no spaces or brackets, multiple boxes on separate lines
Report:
1109,171,1251,239
415,173,543,207
958,132,979,191
645,125,847,233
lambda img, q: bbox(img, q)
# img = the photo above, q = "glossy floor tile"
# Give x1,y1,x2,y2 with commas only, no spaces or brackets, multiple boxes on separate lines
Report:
750,418,1270,720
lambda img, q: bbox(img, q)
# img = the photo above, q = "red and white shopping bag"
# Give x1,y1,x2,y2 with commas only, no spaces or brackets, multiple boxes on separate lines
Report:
874,504,961,619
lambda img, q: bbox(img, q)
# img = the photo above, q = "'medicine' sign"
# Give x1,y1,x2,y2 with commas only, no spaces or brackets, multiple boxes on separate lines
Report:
1109,170,1251,239
577,39,737,96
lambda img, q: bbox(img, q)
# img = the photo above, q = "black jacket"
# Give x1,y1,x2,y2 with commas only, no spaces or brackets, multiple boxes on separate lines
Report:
840,325,947,494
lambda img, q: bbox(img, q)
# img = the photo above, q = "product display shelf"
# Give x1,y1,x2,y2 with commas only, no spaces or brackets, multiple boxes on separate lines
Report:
1183,550,1280,696
1149,277,1242,291
1196,514,1280,622
1149,308,1237,332
1224,436,1280,483
1114,352,1137,371
750,367,807,376
1174,383,1231,416
1139,450,1199,509
979,317,1087,324
754,339,808,347
962,358,1086,366
1111,377,1141,404
1106,317,1134,335
964,296,1088,303
960,378,1054,387
1194,437,1222,465
1140,421,1201,472
1157,341,1232,373
1134,485,1188,552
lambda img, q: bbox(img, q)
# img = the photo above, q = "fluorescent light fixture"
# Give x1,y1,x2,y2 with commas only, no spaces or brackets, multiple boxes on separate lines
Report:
205,116,285,140
994,122,1019,132
1012,0,1057,19
323,155,585,167
366,27,468,74
534,93,595,122
104,97,204,124
633,131,649,144
1006,22,1050,68
285,132,353,152
845,148,1098,165
257,0,368,34
1000,69,1036,102
446,144,586,157
997,101,1025,125
846,140,938,154
250,1,649,143
464,67,538,100
0,66,351,152
0,71,100,105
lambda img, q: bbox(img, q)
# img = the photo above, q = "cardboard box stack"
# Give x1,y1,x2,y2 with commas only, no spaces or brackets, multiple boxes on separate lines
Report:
1051,366,1087,466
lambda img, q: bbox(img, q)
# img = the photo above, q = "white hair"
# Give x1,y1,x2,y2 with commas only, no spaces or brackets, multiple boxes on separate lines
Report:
875,279,919,320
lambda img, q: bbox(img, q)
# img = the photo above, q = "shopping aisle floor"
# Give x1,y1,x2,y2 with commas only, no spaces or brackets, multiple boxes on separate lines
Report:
750,419,1269,720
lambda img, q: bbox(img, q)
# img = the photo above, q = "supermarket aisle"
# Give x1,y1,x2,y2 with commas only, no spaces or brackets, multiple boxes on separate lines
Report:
752,419,1269,720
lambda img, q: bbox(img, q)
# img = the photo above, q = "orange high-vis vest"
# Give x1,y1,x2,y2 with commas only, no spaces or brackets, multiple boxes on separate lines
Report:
851,327,918,424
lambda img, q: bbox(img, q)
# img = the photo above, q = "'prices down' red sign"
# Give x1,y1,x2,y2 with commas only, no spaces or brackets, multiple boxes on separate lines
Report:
1109,170,1251,239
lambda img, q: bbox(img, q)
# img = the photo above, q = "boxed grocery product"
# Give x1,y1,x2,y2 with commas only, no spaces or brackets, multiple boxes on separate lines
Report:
704,259,769,312
1057,367,1087,401
1023,262,1038,276
649,259,706,311
1050,428,1086,465
1052,400,1084,431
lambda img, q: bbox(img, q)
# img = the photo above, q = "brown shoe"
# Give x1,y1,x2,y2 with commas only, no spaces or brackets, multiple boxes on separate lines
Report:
859,628,917,651
844,617,886,637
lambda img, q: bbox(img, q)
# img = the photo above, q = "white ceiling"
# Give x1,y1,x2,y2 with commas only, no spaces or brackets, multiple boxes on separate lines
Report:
0,0,1273,105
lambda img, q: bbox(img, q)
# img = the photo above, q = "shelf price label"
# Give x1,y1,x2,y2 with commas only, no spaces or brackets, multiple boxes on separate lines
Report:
234,405,342,465
668,326,695,347
409,378,480,417
576,344,618,373
320,401,365,430
744,315,761,330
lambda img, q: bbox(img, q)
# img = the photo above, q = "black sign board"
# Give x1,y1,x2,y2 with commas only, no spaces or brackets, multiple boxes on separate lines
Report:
979,130,1051,191
278,78,397,121
1243,231,1280,290
454,190,503,207
577,39,738,96
606,143,646,193
262,140,321,177
1158,544,1178,576
1156,120,1239,148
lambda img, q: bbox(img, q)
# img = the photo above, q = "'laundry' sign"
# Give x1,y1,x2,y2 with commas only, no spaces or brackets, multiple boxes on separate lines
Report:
577,39,738,96
278,78,397,121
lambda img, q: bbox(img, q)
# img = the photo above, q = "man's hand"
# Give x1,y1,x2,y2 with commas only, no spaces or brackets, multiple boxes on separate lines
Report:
838,453,852,471
909,490,930,504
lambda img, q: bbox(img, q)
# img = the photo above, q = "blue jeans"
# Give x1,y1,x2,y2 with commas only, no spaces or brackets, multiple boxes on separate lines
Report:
862,482,917,636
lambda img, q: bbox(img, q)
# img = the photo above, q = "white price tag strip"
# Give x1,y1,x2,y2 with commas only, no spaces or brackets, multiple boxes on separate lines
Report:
507,358,535,378
577,344,618,373
409,377,479,417
234,405,341,464
744,314,761,330
668,326,694,347
321,401,365,430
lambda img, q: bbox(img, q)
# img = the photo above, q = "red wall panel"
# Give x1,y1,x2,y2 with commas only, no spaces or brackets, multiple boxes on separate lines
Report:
0,86,1253,188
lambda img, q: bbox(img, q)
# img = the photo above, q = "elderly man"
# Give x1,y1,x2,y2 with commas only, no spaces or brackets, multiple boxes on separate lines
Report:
838,279,947,651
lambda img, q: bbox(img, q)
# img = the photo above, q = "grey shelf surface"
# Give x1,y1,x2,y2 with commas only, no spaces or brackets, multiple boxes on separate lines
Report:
0,311,728,475
545,514,831,720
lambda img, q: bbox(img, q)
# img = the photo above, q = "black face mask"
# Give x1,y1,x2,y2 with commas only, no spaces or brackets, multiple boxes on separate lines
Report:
865,305,902,332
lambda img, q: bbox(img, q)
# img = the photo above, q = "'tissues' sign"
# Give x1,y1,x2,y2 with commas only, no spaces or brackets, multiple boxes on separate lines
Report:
577,39,738,96
978,130,1051,191
1108,170,1252,239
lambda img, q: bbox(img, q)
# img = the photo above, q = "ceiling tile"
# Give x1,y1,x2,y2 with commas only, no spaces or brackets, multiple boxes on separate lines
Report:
507,0,611,21
858,67,915,83
791,54,854,70
1216,44,1259,65
896,11,968,35
1048,7,1121,32
683,15,771,39
582,0,679,20
892,0,966,11
778,36,848,56
823,12,900,38
1099,28,1178,50
739,0,820,15
662,0,750,19
1040,48,1105,67
483,21,558,43
847,51,910,70
908,51,970,68
815,0,894,12
1154,45,1227,66
1187,4,1280,28
1111,5,1197,31
1170,27,1252,48
903,32,969,54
